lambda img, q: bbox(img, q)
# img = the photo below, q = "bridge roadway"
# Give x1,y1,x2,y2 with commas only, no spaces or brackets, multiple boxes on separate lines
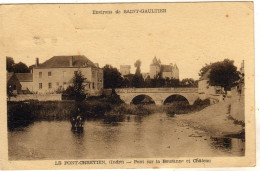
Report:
114,87,199,105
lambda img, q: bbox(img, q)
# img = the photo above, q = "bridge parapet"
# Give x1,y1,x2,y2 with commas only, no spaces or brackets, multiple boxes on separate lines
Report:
115,87,198,93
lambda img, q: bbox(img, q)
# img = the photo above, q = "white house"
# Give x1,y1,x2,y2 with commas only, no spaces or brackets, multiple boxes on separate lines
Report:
33,55,103,96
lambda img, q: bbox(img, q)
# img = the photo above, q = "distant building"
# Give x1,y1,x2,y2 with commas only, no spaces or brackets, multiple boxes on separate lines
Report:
33,55,103,96
120,65,131,76
7,72,22,95
16,73,33,93
150,57,179,79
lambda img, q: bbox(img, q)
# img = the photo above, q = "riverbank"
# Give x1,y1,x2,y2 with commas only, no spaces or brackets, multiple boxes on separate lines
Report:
7,96,211,130
175,98,244,137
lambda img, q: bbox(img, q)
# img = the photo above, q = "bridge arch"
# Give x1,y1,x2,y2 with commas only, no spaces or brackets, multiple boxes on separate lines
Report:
130,94,155,105
114,88,199,105
163,94,189,105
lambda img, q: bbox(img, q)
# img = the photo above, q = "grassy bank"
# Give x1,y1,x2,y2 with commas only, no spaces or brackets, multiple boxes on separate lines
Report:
7,96,211,129
7,98,113,129
164,98,210,115
107,104,159,115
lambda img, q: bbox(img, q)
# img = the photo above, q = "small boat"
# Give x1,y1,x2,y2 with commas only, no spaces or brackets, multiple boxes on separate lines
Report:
71,115,84,131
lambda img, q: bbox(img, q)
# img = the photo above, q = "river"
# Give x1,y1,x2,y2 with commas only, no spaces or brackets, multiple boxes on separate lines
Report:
8,112,245,160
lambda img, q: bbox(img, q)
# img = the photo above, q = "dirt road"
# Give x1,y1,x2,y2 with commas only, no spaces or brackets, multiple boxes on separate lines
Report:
175,98,244,137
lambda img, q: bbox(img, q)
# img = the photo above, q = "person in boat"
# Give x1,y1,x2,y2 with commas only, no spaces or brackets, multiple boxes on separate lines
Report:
71,107,84,128
76,115,84,128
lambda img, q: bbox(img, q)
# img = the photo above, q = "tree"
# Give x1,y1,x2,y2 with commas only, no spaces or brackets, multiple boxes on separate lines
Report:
6,57,15,72
7,85,16,101
29,64,35,71
199,63,212,77
134,60,141,75
132,74,144,88
13,62,30,73
208,59,240,92
180,78,198,87
144,76,152,88
132,60,144,88
103,65,123,89
63,71,87,101
170,78,180,87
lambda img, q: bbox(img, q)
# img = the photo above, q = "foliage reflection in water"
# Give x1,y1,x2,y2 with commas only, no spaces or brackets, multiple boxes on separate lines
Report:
8,113,245,160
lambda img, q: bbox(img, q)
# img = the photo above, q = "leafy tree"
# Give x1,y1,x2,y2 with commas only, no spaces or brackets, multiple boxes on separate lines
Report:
132,74,144,88
170,78,180,87
134,60,141,75
29,64,35,71
121,74,134,88
13,62,30,73
180,78,198,87
63,71,87,101
103,65,123,89
144,76,152,88
199,63,212,77
7,85,16,101
208,59,240,92
6,57,15,72
132,60,144,88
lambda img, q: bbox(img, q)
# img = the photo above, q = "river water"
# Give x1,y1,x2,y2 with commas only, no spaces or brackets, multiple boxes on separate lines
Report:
8,112,245,160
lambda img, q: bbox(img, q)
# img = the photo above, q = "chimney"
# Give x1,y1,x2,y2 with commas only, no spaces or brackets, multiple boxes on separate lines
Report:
70,56,73,67
36,58,39,67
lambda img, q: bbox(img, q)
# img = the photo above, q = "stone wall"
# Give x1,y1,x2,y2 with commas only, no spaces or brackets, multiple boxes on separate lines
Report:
115,87,198,93
10,94,62,101
230,85,245,122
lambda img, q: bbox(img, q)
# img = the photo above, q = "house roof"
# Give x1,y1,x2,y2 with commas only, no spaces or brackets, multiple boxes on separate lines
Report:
173,63,178,69
200,69,211,80
161,65,173,72
36,55,97,68
16,73,33,82
7,72,14,82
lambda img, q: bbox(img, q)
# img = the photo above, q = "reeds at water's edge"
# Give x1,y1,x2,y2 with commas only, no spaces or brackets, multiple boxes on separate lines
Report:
7,97,210,130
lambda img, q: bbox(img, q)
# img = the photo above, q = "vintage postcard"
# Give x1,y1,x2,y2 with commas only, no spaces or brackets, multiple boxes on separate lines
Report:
0,2,255,170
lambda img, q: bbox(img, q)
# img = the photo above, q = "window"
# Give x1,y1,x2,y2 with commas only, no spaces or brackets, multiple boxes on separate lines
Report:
39,72,42,78
39,83,42,89
48,83,52,89
48,72,52,76
93,82,95,89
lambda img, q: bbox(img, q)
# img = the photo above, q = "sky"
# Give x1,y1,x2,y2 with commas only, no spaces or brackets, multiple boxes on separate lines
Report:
0,2,254,80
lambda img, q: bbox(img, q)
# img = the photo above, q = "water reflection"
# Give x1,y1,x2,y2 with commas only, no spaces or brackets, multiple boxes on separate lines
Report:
103,114,125,126
210,136,245,155
8,112,245,160
211,137,232,149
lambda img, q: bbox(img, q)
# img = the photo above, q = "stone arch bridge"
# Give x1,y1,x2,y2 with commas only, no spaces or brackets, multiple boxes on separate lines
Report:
114,88,199,105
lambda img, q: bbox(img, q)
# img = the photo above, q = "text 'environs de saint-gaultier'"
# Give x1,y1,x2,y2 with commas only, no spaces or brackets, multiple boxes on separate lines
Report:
93,9,167,15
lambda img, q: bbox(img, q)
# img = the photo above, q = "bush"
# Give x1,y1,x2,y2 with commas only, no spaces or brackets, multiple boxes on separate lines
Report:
165,98,210,115
7,101,36,130
109,104,152,115
190,98,210,111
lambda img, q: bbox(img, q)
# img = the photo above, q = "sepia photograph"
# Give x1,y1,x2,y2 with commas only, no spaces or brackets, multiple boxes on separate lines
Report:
0,1,255,169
